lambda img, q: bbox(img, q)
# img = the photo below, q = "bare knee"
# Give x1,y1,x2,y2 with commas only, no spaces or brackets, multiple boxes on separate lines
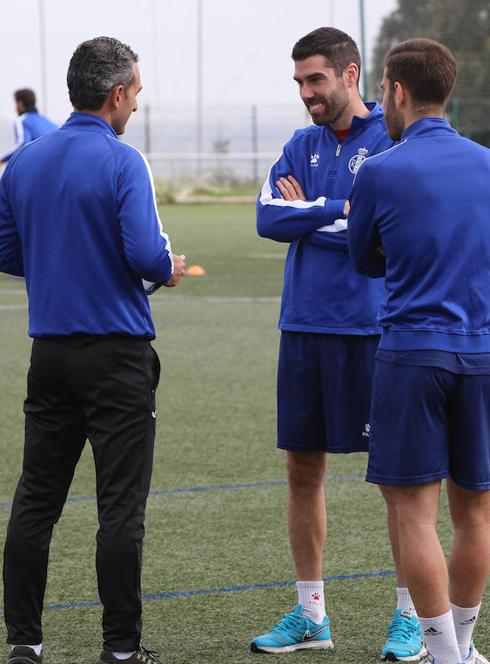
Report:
379,484,399,509
383,482,441,528
447,478,490,531
287,451,327,491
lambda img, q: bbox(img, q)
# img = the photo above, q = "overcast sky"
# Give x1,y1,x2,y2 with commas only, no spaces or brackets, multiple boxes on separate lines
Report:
0,0,397,123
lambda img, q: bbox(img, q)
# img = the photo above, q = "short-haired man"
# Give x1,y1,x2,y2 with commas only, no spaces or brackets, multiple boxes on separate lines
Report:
251,27,424,660
349,38,490,664
0,88,57,163
1,37,185,664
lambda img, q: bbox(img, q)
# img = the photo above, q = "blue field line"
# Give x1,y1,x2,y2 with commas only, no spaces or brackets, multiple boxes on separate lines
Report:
0,473,364,510
0,569,395,616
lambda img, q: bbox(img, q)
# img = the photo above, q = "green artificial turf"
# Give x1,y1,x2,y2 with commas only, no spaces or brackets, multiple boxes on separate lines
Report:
0,204,487,663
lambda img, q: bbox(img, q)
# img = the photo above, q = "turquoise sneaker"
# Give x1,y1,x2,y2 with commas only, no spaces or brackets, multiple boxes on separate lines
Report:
250,604,334,654
381,609,426,661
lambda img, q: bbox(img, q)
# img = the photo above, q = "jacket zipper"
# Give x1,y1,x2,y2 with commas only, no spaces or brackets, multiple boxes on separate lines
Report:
330,143,342,180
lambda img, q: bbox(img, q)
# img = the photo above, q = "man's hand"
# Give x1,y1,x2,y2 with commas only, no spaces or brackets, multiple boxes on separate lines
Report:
343,200,350,216
276,175,306,201
165,254,186,287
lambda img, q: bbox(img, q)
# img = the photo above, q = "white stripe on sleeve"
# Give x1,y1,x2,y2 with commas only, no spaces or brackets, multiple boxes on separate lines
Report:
259,157,327,210
137,149,174,271
14,115,26,146
316,218,348,233
128,147,174,293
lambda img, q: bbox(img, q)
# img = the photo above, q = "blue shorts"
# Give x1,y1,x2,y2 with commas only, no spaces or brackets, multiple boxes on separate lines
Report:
367,360,490,489
277,332,379,453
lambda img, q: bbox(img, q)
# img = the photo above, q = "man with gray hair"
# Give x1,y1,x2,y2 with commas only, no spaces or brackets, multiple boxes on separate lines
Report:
1,37,184,664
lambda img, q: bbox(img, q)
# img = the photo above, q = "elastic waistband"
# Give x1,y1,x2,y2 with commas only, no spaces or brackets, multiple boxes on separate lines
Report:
380,329,490,352
32,333,150,347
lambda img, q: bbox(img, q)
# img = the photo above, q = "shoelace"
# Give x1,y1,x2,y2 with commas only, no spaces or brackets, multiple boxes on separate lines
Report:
388,615,418,640
135,648,161,664
270,611,305,636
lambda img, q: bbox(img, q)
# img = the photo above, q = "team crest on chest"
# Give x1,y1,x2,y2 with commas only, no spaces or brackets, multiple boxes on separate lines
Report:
348,147,369,174
310,153,320,167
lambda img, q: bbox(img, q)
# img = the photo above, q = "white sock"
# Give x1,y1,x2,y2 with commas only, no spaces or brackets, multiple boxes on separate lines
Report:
418,611,461,664
397,587,417,615
296,580,326,623
112,653,135,661
10,644,42,656
451,602,481,660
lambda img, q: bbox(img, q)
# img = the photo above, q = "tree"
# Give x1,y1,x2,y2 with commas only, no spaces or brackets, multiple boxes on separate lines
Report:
212,135,232,185
370,0,490,144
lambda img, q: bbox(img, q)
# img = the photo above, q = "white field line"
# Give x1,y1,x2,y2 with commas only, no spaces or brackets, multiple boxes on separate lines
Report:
0,303,27,310
0,294,280,310
246,252,286,260
0,288,26,295
151,295,280,304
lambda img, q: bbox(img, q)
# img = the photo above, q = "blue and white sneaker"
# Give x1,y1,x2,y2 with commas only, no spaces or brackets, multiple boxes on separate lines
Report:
381,609,426,661
250,604,334,654
423,644,488,663
463,645,489,664
472,645,490,664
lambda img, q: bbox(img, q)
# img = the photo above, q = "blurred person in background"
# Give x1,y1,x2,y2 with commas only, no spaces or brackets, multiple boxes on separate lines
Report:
0,88,57,164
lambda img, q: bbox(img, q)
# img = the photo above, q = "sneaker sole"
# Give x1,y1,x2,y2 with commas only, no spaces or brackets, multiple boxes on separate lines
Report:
381,646,427,662
251,639,334,654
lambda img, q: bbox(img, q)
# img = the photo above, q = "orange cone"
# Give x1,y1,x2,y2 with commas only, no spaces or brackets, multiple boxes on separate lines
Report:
186,264,206,276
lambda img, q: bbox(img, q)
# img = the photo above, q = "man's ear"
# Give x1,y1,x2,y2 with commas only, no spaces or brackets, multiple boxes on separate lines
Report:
344,63,360,88
393,81,405,109
109,85,125,109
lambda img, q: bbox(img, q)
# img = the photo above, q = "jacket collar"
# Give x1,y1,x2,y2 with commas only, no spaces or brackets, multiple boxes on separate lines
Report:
62,112,118,138
401,116,457,140
325,101,385,141
350,101,384,132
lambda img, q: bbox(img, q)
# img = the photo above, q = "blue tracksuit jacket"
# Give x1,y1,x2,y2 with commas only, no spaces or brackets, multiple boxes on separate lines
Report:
1,111,58,162
0,112,173,339
257,102,391,335
348,117,490,352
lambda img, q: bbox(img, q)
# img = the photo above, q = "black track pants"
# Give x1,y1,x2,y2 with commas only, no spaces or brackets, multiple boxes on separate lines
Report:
3,335,160,651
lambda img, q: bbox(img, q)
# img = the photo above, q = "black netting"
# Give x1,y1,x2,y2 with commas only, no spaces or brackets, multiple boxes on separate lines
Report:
370,0,490,145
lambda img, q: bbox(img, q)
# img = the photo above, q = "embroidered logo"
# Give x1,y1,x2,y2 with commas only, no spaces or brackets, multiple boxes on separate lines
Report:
312,593,321,601
348,146,369,174
362,423,370,438
424,627,443,636
303,625,329,641
310,153,320,167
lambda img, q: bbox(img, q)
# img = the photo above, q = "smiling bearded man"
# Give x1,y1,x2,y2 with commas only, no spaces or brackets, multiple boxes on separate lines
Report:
251,27,425,662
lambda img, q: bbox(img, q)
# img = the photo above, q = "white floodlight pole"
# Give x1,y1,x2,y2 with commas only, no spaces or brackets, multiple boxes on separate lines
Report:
39,0,48,113
359,0,368,99
150,0,161,109
196,0,203,175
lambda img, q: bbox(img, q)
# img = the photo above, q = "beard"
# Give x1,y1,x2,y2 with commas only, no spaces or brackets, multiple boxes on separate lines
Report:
306,80,350,126
384,89,404,141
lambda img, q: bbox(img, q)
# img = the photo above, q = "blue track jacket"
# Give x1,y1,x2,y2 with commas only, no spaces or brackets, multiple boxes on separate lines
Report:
257,103,391,335
348,117,490,352
1,111,57,162
0,112,173,339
